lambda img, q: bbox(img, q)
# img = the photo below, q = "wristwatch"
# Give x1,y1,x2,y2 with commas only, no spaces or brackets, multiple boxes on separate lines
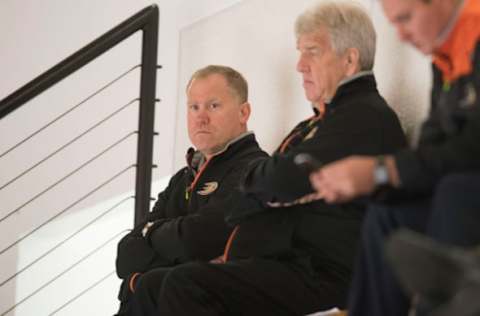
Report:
373,155,389,186
141,221,155,238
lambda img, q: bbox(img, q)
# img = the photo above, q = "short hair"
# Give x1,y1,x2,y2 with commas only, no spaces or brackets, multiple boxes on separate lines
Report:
186,65,248,103
295,1,376,71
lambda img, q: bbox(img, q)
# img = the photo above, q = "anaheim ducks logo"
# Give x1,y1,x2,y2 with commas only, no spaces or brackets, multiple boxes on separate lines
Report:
197,182,218,195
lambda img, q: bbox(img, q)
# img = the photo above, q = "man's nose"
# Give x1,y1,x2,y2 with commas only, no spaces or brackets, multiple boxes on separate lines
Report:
397,26,411,43
296,55,308,73
195,108,209,124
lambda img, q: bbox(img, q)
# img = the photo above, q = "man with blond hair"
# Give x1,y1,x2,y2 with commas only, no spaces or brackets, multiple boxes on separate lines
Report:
152,2,406,315
114,65,267,316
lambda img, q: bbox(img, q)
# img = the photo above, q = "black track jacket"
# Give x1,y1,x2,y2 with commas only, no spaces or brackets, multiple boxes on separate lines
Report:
394,42,480,193
228,75,407,305
116,133,267,278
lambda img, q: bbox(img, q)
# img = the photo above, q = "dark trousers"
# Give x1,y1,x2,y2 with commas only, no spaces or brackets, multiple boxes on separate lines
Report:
116,267,171,316
348,173,480,316
157,258,346,316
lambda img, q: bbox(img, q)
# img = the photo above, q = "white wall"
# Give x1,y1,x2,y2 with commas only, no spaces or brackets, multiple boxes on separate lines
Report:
174,0,432,169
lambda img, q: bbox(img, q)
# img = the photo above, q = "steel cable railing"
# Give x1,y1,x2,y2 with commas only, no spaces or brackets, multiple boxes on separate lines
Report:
0,4,159,226
0,64,140,160
1,230,130,316
49,271,117,315
0,132,138,226
0,5,159,313
0,164,136,257
0,196,134,287
0,97,140,192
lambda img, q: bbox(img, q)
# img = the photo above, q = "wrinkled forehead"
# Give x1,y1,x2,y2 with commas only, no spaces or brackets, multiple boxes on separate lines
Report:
296,29,331,50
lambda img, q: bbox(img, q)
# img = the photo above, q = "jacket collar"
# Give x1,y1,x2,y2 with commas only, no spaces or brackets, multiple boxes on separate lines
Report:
186,131,255,171
327,73,377,108
433,0,480,82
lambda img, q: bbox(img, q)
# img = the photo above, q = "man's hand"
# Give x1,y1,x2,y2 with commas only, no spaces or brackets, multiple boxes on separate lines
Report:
309,156,377,203
309,155,400,203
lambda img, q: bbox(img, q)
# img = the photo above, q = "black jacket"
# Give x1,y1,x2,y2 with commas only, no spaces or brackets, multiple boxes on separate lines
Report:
395,42,480,193
229,75,406,299
116,133,267,278
241,74,407,204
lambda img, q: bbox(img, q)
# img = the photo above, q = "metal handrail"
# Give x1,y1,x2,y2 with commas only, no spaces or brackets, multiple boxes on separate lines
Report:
0,4,159,226
0,5,160,312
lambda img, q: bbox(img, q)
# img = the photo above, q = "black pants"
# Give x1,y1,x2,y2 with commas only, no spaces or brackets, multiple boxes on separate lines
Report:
133,267,172,315
156,258,346,316
348,173,480,316
116,268,172,316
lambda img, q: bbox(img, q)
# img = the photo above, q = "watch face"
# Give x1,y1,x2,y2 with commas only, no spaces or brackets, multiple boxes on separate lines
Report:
374,164,389,186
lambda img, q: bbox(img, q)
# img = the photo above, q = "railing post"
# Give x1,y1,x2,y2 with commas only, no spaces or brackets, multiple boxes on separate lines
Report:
134,6,159,226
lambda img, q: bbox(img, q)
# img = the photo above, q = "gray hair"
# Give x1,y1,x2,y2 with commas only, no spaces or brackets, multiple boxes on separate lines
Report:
295,1,376,71
186,65,248,103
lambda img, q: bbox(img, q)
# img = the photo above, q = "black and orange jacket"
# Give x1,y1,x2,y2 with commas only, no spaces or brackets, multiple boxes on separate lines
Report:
228,75,406,308
116,133,267,278
394,0,480,192
240,75,406,205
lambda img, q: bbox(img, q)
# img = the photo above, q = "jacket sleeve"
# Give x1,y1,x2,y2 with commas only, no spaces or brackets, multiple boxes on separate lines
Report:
394,62,480,193
115,170,185,277
243,105,405,204
147,169,187,221
145,163,262,264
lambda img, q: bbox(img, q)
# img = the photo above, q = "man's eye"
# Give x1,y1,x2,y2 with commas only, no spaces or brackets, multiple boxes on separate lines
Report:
189,104,199,111
397,13,411,23
210,103,220,109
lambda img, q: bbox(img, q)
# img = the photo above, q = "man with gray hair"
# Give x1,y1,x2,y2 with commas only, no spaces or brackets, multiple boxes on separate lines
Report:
150,2,405,315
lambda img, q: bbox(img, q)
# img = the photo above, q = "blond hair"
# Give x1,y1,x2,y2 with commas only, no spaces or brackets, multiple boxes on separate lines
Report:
187,65,248,103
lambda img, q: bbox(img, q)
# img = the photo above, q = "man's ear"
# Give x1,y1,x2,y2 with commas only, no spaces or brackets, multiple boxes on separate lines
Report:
239,102,251,124
345,47,361,76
